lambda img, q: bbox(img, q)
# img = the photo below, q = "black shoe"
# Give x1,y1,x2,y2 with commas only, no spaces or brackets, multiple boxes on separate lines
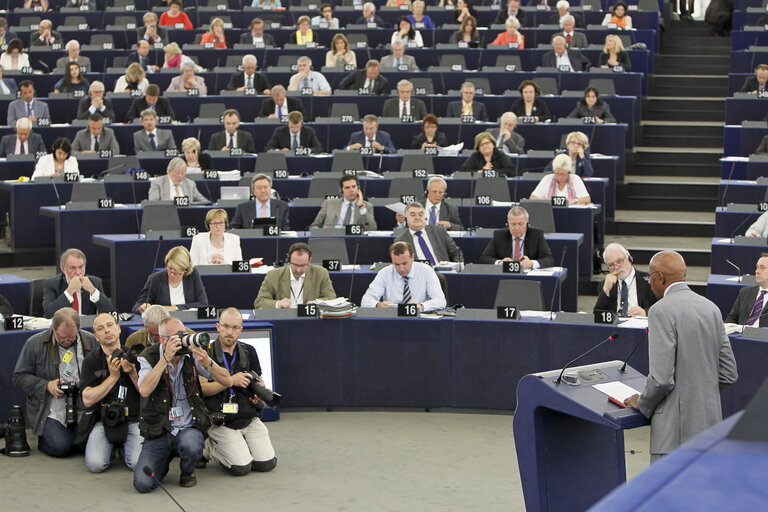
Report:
179,473,197,487
196,457,208,469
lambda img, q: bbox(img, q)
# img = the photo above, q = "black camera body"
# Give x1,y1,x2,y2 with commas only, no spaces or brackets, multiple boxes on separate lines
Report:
210,411,226,426
111,345,143,365
0,405,31,457
246,371,281,409
58,381,79,426
176,331,210,355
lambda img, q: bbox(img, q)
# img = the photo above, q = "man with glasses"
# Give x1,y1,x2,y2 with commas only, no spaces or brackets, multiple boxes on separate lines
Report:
253,242,336,309
396,176,463,230
200,308,277,475
76,81,116,123
13,308,97,457
230,173,290,231
126,305,173,350
593,243,656,317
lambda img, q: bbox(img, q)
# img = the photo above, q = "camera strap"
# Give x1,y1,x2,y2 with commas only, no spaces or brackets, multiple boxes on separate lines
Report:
221,347,237,397
162,356,198,401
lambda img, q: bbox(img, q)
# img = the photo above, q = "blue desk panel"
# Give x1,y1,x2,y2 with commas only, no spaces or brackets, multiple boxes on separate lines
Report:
711,237,768,275
706,273,749,319
0,274,31,316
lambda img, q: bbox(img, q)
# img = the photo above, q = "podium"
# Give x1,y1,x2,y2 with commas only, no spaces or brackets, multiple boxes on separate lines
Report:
513,361,650,512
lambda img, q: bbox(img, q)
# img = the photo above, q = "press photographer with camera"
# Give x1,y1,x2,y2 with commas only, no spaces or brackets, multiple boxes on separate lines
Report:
201,308,277,475
80,313,143,472
13,308,96,457
133,317,234,493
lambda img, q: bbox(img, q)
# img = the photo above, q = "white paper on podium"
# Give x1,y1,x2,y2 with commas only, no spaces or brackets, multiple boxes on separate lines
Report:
593,382,641,402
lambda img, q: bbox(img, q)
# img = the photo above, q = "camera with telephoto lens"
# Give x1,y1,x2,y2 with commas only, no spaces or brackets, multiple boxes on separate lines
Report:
246,371,281,409
176,331,210,355
101,400,126,429
0,405,31,457
58,381,79,426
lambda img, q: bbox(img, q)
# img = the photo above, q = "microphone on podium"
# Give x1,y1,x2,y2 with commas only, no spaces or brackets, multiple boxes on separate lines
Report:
619,328,648,374
554,332,619,385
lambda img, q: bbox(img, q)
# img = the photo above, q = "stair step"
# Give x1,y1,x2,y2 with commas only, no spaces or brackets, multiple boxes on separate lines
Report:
631,148,722,166
655,62,730,75
622,180,719,198
639,123,723,137
664,35,731,48
639,135,723,148
607,218,715,237
619,197,718,211
628,162,721,177
643,109,724,122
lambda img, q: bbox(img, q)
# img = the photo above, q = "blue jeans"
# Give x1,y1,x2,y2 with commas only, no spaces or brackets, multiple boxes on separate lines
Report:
38,418,76,457
133,428,204,493
85,421,143,473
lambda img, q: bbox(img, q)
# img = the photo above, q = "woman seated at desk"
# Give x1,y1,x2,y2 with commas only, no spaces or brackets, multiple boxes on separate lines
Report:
411,114,448,149
133,245,209,313
459,132,514,176
530,153,591,205
32,137,78,179
114,62,149,94
190,208,242,265
566,87,616,124
544,131,594,178
54,62,90,94
180,137,214,172
448,15,480,48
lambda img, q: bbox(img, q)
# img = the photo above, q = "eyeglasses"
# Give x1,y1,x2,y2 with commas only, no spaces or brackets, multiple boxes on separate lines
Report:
219,323,242,332
209,221,226,226
607,257,626,269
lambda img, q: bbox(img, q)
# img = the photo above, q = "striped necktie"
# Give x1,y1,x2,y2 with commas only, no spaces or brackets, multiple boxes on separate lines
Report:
402,276,411,304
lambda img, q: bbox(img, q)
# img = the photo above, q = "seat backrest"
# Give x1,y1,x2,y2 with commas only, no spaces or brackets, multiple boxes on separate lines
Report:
331,152,365,173
254,152,288,175
70,182,108,203
346,33,368,48
410,78,434,95
473,177,511,202
308,177,341,198
637,0,660,11
108,155,140,169
277,55,299,69
399,154,434,174
140,203,182,234
90,34,115,46
536,77,559,96
493,280,545,310
495,54,523,71
388,178,424,199
29,278,46,317
225,55,244,68
329,103,360,120
112,56,127,68
308,238,350,264
468,77,492,96
519,199,556,233
436,271,449,305
198,102,227,119
587,78,616,96
439,54,467,69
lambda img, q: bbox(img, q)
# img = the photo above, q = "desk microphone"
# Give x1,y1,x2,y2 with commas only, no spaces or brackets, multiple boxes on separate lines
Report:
720,160,737,207
142,466,187,512
49,176,63,210
273,204,283,267
548,246,567,319
726,258,742,282
150,235,164,274
347,240,360,305
554,331,619,385
728,211,755,242
619,328,648,373
129,171,141,237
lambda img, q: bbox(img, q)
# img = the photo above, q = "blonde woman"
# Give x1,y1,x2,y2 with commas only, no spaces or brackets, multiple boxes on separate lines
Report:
114,62,149,93
543,131,594,177
190,208,242,265
133,245,209,313
180,137,214,171
599,34,632,71
200,17,227,48
162,42,204,72
325,33,357,68
289,16,314,45
531,153,591,204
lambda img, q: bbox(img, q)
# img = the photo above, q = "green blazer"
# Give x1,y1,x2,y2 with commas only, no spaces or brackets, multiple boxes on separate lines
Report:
253,264,336,309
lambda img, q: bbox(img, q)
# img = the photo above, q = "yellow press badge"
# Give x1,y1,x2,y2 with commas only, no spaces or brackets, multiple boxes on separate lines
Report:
222,403,239,414
62,351,73,364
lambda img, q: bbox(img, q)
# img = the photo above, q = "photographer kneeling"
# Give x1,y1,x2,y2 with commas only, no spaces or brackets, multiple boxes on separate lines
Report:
201,308,277,475
80,313,143,472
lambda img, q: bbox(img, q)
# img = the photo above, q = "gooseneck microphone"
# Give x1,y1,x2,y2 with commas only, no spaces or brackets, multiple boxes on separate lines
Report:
50,176,63,210
548,246,568,320
554,331,619,385
726,258,742,282
142,466,187,512
273,204,283,267
620,328,648,373
151,235,164,274
347,240,360,305
720,160,737,207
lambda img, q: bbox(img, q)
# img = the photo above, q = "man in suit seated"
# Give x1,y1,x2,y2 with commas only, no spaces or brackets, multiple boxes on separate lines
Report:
549,0,584,27
226,54,270,94
310,174,377,229
479,206,554,268
126,84,176,122
239,17,276,47
6,80,49,126
0,65,18,95
356,2,388,27
550,15,587,49
71,113,120,155
30,19,63,47
265,111,323,154
148,157,208,202
0,117,46,157
344,114,396,154
380,41,418,71
137,12,168,46
495,0,526,26
445,82,489,121
42,248,114,318
253,243,336,309
0,17,19,46
55,40,91,73
76,81,116,122
541,36,591,71
208,109,257,152
230,173,290,231
593,243,657,317
133,109,177,152
360,241,446,311
395,176,464,230
485,112,525,154
287,56,331,96
257,85,306,119
395,202,463,264
338,59,388,95
382,79,427,119
725,254,768,327
126,40,159,73
740,64,768,94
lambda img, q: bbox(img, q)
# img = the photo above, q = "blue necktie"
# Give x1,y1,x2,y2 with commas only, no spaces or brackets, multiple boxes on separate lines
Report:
414,231,436,265
428,206,437,225
747,290,767,326
619,280,628,316
277,106,282,118
149,133,156,150
27,102,33,116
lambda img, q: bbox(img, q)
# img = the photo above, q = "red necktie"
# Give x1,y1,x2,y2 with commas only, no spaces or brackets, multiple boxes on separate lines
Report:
513,237,521,261
72,292,79,313
566,34,571,46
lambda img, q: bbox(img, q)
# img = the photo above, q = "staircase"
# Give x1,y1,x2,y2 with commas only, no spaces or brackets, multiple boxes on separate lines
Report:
607,20,731,291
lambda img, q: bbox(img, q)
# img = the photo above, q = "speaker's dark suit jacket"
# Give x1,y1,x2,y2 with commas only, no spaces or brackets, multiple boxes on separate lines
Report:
257,97,306,118
42,274,114,318
230,198,290,230
264,125,323,153
207,130,257,153
338,70,389,95
593,270,657,314
726,285,768,326
132,269,208,313
479,226,554,267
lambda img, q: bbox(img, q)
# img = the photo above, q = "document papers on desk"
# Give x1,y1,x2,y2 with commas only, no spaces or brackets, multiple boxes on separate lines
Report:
593,382,641,403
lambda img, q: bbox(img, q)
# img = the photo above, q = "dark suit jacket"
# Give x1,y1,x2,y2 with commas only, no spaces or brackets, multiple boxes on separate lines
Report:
541,49,591,71
431,200,464,230
182,152,214,171
226,72,271,92
132,269,208,313
459,148,514,176
239,32,276,46
757,135,768,154
30,31,63,47
126,96,176,122
494,8,526,26
265,125,323,153
76,96,116,121
485,128,525,154
510,98,552,122
126,52,154,71
479,227,554,267
551,30,588,49
594,270,657,315
355,15,388,27
0,133,46,157
345,130,396,154
257,97,306,118
1,78,18,94
549,12,584,27
411,131,449,149
445,100,489,121
136,26,169,45
0,293,12,316
726,285,768,326
598,51,632,72
230,198,290,230
207,130,257,153
567,100,616,123
739,76,767,93
395,225,463,262
382,97,427,119
338,70,389,95
42,274,114,318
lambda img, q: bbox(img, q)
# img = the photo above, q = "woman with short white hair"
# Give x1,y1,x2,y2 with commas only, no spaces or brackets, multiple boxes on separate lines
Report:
530,153,591,205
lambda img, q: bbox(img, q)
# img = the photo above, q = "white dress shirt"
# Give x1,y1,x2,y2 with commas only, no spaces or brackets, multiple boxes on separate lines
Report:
360,261,446,311
555,52,573,71
169,281,185,306
288,272,305,308
410,229,438,261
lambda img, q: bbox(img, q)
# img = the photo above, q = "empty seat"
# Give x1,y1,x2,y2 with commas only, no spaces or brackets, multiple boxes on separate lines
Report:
473,177,511,202
535,77,559,96
254,152,288,176
331,152,365,173
439,54,467,70
308,177,341,198
493,280,545,310
495,54,523,71
329,103,360,120
587,78,616,96
308,238,350,264
89,34,115,48
70,182,108,203
198,103,227,119
346,33,369,48
388,178,424,199
467,77,492,96
29,278,46,317
140,203,182,234
400,154,434,174
410,78,434,95
277,55,299,69
519,199,556,233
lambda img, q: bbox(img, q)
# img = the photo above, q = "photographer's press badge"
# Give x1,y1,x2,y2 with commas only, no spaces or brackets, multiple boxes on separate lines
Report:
222,396,238,414
62,350,75,378
169,406,183,421
117,385,127,401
